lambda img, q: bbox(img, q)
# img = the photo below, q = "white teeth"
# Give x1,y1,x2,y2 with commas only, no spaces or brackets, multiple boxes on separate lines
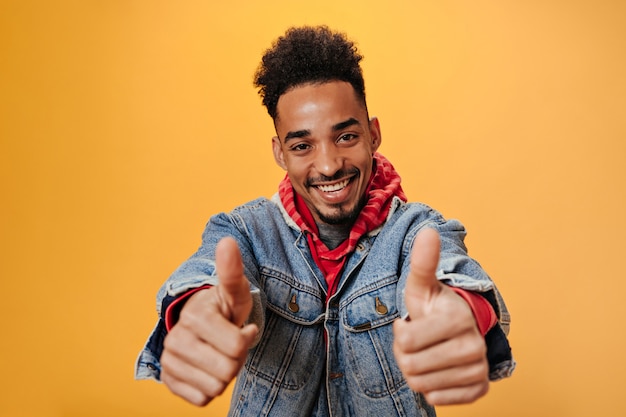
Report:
317,179,349,192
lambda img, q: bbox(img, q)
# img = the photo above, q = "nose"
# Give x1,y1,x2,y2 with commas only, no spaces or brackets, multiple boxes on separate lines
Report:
315,144,343,178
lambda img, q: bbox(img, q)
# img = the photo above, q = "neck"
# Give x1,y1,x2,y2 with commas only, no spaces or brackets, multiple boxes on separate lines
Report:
316,222,351,250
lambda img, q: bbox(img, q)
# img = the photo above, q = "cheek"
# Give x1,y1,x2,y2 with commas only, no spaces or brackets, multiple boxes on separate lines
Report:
288,169,307,188
285,159,310,180
357,154,374,178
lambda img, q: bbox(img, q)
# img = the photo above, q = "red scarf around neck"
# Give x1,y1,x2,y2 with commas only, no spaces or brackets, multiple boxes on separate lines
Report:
279,153,407,301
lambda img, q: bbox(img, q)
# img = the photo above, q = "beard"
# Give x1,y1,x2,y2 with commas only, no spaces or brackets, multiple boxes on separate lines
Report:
305,167,368,226
314,193,367,226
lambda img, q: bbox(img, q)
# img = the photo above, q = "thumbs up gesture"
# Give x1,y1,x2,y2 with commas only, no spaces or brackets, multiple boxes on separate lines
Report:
393,228,489,405
160,237,258,406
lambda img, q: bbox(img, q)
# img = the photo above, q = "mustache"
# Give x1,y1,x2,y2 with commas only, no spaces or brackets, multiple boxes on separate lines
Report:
306,168,359,186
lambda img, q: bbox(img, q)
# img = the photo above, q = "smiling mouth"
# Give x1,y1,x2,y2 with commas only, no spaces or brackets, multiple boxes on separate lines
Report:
316,178,350,193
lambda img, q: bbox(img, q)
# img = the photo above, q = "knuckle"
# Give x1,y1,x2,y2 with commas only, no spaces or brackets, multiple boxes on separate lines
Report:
461,382,490,403
224,367,241,382
454,333,486,361
393,350,411,371
470,338,488,359
205,381,228,399
163,331,185,355
160,368,173,385
188,392,212,407
178,307,201,328
202,356,242,387
423,391,439,405
219,357,244,382
470,360,489,381
464,344,483,361
230,336,250,358
162,376,210,407
477,381,490,397
392,327,409,349
459,361,488,387
159,350,179,376
407,376,428,394
160,353,172,373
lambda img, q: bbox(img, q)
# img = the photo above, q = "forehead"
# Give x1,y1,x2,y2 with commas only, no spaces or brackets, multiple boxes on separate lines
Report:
275,81,367,131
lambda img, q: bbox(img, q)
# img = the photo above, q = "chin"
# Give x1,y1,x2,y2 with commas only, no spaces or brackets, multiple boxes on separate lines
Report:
317,205,361,226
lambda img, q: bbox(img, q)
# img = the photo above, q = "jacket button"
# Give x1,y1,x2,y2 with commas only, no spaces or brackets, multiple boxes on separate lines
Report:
288,294,299,313
375,297,388,315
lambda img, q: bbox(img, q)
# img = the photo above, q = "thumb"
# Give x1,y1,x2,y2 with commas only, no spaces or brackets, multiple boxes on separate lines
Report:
405,227,442,317
215,237,252,327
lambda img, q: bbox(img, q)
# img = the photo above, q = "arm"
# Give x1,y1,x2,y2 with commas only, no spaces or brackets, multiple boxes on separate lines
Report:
393,223,514,406
433,218,515,381
160,238,258,406
136,211,267,405
394,214,514,380
394,228,490,405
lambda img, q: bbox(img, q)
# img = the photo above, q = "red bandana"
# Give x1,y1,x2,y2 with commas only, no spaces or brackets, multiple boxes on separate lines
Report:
278,153,407,301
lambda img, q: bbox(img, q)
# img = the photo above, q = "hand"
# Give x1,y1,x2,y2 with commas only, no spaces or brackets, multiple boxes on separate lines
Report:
393,228,489,405
160,237,258,406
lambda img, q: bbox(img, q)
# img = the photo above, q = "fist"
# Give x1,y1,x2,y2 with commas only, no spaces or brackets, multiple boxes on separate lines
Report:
393,228,489,405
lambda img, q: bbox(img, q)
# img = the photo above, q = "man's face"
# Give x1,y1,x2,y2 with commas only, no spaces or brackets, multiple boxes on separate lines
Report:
272,81,381,226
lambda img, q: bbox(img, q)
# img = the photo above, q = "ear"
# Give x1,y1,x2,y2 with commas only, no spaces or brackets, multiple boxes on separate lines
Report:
369,117,382,153
272,136,287,170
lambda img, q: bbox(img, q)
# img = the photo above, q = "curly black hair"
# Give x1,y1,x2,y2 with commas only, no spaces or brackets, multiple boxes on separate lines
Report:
253,26,366,119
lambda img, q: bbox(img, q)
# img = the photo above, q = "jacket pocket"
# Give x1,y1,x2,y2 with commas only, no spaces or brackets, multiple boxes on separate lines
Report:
244,268,326,391
262,269,325,325
341,277,406,397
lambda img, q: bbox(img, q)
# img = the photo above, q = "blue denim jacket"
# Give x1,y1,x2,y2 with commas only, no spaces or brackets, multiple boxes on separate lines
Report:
136,195,515,416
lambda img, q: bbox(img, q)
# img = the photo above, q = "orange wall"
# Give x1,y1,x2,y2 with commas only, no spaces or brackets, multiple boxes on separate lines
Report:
1,1,625,416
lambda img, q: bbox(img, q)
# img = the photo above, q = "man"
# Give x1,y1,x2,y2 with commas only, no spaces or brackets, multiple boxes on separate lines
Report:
136,26,514,416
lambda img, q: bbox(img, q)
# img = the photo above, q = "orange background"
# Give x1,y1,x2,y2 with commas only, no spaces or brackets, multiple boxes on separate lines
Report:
1,1,625,416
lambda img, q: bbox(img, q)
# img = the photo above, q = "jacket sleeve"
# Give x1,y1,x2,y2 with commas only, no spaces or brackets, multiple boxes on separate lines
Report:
134,211,266,381
435,217,515,381
397,209,515,382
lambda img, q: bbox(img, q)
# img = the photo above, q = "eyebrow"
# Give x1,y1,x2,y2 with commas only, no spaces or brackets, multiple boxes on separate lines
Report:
332,117,360,132
284,118,361,142
284,129,311,141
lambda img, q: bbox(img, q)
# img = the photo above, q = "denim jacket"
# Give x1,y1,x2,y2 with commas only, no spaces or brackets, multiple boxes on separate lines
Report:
136,195,515,417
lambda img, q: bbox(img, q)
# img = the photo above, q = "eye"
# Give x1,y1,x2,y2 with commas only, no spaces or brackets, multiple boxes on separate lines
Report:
290,143,311,152
338,133,357,143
